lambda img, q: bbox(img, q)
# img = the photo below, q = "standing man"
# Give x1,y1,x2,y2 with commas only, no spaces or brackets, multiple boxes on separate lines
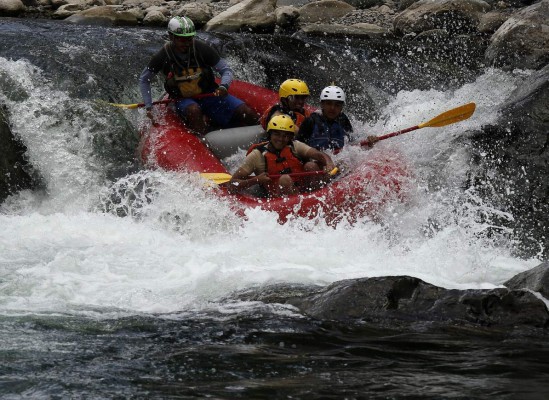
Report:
139,16,259,135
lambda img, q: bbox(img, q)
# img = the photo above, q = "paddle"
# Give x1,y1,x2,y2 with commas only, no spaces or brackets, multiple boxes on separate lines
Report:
201,168,339,185
358,102,476,147
100,93,217,109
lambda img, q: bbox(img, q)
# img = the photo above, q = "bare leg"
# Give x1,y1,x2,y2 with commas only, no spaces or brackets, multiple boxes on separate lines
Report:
276,175,299,196
232,103,260,126
184,103,207,135
303,161,321,171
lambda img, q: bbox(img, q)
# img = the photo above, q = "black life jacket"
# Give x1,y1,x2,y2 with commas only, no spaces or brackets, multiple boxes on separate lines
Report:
307,111,348,150
163,42,216,97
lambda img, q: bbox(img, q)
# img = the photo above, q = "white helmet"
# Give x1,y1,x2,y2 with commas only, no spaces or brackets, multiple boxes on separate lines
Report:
320,86,346,103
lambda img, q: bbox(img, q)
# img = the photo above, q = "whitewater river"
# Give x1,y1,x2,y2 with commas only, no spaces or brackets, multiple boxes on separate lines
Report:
1,18,547,398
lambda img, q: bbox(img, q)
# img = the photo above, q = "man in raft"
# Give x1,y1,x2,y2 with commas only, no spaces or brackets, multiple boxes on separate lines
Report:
139,16,259,135
297,85,379,151
229,115,336,197
260,79,312,131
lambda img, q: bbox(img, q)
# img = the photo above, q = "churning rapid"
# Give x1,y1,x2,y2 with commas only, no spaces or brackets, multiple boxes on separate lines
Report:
0,19,540,314
0,18,547,399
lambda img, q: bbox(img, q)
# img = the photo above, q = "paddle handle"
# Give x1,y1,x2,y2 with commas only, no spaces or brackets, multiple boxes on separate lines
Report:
359,125,420,147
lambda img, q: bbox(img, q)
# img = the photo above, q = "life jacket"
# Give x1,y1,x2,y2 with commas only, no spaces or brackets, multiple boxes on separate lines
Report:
163,42,216,98
247,141,305,175
307,111,348,150
259,104,310,130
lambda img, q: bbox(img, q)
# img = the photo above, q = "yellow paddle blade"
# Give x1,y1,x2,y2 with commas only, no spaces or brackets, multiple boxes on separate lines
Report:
200,173,232,185
418,102,476,128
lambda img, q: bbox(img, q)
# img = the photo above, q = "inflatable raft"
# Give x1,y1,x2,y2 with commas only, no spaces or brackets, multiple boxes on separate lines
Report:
139,81,410,224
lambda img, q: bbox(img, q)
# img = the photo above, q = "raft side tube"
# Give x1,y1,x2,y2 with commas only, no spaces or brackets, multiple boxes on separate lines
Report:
205,125,265,159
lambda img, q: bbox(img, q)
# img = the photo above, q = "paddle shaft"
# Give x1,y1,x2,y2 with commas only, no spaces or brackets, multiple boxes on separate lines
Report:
202,168,338,185
358,102,476,147
358,125,419,147
108,93,217,109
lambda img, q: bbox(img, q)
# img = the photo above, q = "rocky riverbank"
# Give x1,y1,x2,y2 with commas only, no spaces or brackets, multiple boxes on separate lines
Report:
2,0,548,71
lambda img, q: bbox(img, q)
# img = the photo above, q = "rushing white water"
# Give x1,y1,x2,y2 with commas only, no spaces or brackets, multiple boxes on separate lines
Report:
0,58,540,316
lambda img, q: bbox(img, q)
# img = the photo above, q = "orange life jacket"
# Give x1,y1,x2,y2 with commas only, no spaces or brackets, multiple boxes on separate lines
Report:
259,104,310,130
247,141,305,175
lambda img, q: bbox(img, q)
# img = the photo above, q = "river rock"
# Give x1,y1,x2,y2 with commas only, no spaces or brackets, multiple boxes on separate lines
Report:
64,5,138,25
0,106,37,203
230,275,549,329
275,5,299,28
0,0,26,15
300,21,390,38
142,8,166,25
477,9,511,33
204,0,276,33
298,0,355,24
505,261,549,300
468,64,549,259
393,0,491,35
174,2,213,27
485,0,549,70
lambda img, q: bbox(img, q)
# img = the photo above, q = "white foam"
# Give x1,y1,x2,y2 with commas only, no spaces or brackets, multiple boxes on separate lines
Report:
0,63,541,316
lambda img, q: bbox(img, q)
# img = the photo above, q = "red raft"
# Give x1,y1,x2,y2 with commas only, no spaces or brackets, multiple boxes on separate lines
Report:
140,81,411,224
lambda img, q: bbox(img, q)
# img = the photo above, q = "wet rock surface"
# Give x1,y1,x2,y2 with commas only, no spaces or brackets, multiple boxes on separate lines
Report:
230,270,549,333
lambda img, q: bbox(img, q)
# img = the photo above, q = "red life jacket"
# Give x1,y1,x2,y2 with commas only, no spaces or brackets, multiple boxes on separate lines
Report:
259,104,310,130
247,141,305,175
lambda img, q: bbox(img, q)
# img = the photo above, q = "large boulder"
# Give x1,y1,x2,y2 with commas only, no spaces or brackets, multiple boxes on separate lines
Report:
298,0,355,24
485,0,549,70
174,2,214,27
232,275,549,329
393,0,491,35
204,0,276,33
0,0,26,16
468,64,549,258
505,261,549,300
64,5,138,25
0,106,38,204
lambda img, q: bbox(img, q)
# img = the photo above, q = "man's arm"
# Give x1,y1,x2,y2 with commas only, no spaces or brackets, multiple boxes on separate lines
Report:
308,149,336,172
228,152,271,193
213,58,234,91
228,168,270,194
139,67,156,110
139,48,166,115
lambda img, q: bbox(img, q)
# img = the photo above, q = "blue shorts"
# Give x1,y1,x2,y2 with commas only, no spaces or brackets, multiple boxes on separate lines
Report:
174,94,244,128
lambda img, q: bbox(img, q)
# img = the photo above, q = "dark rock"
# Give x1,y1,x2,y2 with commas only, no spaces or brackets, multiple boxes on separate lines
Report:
0,105,39,203
468,64,549,258
229,276,549,330
505,261,549,299
485,0,549,70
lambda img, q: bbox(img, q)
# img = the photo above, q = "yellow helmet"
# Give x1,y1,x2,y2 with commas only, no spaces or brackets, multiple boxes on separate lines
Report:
267,115,295,134
278,79,310,99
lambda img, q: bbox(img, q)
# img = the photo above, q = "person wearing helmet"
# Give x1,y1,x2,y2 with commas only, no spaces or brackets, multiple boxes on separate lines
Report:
229,115,336,197
259,79,312,131
139,16,259,135
297,85,378,151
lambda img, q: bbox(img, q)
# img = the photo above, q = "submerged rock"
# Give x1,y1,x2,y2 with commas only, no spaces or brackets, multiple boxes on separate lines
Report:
230,275,549,331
